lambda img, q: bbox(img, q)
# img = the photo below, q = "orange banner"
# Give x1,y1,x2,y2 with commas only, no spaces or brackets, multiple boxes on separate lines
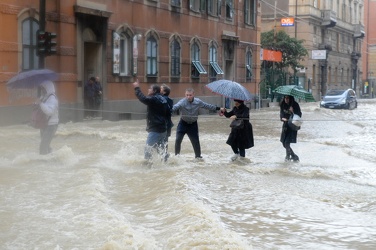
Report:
261,49,282,62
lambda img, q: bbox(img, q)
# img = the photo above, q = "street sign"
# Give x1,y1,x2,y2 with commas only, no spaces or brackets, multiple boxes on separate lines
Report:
281,17,294,26
312,50,327,59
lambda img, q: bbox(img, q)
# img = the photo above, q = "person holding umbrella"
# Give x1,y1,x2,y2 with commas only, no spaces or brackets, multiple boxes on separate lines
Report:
36,80,59,155
280,95,302,162
220,100,254,161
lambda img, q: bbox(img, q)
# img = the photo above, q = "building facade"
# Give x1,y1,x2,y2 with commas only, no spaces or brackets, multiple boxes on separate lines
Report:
0,0,261,125
362,0,376,97
261,0,365,101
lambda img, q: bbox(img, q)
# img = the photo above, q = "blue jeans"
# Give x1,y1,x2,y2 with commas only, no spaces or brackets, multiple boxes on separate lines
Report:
145,131,167,160
40,124,58,155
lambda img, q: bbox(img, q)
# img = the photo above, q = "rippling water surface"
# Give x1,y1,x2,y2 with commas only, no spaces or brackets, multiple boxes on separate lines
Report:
1,100,376,249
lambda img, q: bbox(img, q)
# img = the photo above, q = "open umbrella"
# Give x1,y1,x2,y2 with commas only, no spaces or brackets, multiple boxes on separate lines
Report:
274,85,315,102
206,79,254,101
7,69,58,89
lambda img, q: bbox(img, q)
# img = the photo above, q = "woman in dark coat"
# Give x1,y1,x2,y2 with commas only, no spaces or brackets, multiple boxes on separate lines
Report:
221,100,254,161
280,95,302,162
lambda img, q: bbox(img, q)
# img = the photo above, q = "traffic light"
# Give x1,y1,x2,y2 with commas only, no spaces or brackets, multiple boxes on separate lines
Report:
36,30,57,56
45,32,57,55
36,30,47,56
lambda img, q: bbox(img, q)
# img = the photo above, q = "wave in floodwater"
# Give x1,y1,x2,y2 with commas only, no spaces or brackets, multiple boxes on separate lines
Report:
1,100,376,249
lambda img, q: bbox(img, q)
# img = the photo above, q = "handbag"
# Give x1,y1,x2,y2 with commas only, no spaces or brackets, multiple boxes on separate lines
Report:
288,113,302,131
30,105,49,129
230,119,244,129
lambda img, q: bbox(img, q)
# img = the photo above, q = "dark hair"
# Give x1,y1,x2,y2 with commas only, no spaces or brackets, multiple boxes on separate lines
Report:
161,84,170,96
89,76,96,81
234,99,244,103
150,84,161,94
280,95,295,107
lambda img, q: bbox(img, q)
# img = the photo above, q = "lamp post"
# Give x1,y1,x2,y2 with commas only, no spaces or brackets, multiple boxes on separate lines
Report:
38,0,46,69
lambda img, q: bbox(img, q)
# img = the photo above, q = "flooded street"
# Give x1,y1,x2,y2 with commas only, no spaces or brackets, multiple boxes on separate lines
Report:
1,100,376,249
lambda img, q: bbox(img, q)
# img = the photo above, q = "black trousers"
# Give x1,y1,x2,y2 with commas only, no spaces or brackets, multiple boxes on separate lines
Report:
175,120,201,158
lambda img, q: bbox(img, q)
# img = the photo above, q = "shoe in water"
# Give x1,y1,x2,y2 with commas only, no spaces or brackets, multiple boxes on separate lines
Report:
284,155,291,162
292,154,300,162
194,156,204,162
231,154,239,161
163,153,170,162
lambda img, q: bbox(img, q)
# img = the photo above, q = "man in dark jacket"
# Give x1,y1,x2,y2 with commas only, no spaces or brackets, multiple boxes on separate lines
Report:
133,80,169,161
84,77,96,118
161,84,173,161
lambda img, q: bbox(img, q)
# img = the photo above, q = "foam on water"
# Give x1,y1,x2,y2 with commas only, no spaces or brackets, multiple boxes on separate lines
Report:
1,100,376,249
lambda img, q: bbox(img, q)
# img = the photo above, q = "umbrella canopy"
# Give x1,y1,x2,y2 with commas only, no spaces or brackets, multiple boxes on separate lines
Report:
7,69,58,89
206,79,254,101
274,85,315,102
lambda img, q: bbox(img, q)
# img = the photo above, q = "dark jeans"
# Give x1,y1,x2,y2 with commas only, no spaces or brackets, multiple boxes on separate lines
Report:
84,97,95,117
175,120,201,158
40,124,58,155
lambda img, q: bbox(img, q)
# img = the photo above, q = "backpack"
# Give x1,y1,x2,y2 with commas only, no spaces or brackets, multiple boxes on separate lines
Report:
30,94,54,129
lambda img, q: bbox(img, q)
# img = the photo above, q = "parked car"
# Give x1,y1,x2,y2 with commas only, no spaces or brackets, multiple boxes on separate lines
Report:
320,89,357,109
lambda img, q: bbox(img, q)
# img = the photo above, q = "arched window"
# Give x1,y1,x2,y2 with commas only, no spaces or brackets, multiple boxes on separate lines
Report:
22,17,39,70
246,50,253,80
170,38,181,77
119,33,132,76
146,35,158,76
191,40,206,78
209,44,223,81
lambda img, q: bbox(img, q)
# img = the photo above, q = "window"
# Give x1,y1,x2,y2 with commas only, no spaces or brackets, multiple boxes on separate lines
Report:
191,41,207,77
113,29,133,75
208,0,220,16
190,0,200,12
146,36,158,76
313,64,316,85
246,50,253,80
170,38,181,77
209,45,223,81
22,18,39,70
119,34,132,76
226,0,233,19
244,0,256,25
171,0,181,7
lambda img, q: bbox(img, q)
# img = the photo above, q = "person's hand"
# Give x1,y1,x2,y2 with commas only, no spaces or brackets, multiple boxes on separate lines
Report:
289,107,294,113
132,79,139,88
230,115,236,120
282,118,288,122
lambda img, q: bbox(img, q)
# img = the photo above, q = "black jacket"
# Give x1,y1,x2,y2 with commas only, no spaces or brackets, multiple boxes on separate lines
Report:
223,103,254,149
135,87,168,133
280,96,302,144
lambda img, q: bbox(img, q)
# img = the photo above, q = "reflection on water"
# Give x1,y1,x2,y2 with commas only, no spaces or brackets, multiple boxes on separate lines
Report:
1,100,376,249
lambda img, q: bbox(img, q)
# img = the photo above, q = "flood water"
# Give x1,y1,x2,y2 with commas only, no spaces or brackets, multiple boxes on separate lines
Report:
1,99,376,249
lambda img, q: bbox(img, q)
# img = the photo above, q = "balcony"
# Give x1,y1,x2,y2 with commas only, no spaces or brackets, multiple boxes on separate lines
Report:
354,24,365,38
321,10,337,27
